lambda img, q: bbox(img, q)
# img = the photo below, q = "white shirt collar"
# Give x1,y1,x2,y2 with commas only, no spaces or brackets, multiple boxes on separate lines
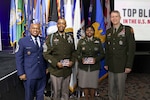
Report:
31,35,40,47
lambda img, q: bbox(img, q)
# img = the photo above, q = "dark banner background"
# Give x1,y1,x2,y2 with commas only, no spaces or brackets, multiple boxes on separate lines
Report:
0,0,10,49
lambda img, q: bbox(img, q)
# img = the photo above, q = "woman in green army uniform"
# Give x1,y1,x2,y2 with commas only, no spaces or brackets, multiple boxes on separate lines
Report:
76,25,105,100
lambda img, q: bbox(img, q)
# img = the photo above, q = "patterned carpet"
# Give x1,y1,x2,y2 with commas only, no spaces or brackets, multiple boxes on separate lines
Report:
44,73,150,100
98,73,150,100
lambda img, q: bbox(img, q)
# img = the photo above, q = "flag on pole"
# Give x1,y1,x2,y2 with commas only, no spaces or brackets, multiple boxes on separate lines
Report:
80,1,85,30
34,0,46,37
45,0,50,23
47,0,58,35
91,0,108,81
73,0,81,49
35,0,41,23
104,0,111,30
60,0,65,18
50,0,58,22
62,0,74,34
41,0,46,37
57,0,61,18
9,0,17,46
64,0,73,29
24,0,34,36
88,0,94,25
64,0,74,92
69,0,81,93
16,0,25,42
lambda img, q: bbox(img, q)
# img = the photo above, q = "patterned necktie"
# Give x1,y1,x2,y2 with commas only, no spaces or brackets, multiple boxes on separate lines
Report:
35,37,39,49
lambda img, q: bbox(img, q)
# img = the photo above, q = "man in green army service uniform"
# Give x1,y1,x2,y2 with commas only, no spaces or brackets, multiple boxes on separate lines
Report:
104,10,136,100
43,18,75,100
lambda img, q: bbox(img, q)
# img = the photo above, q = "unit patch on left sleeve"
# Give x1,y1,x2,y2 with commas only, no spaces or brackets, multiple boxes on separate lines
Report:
15,44,19,53
43,43,48,52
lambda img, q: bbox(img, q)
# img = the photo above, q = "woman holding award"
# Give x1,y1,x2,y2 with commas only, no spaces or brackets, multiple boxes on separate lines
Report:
76,25,105,100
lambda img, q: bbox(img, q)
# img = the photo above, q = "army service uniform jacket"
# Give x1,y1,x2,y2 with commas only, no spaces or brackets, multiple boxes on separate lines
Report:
43,32,75,78
76,37,105,71
105,24,136,73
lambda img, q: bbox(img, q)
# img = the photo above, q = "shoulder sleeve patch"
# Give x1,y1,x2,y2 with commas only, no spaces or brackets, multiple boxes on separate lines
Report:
15,44,19,53
43,42,48,52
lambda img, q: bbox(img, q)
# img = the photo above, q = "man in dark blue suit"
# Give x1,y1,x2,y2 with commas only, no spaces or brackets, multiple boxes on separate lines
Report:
15,22,47,100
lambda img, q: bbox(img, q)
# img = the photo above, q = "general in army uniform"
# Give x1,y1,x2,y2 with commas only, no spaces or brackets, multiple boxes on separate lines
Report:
104,10,136,100
43,18,75,100
76,25,105,100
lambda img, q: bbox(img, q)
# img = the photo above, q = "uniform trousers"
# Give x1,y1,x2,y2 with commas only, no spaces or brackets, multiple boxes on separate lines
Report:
50,74,70,100
23,77,46,100
108,71,127,100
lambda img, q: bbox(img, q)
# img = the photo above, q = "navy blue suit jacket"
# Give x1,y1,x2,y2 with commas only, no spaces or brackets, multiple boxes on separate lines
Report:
15,36,47,79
